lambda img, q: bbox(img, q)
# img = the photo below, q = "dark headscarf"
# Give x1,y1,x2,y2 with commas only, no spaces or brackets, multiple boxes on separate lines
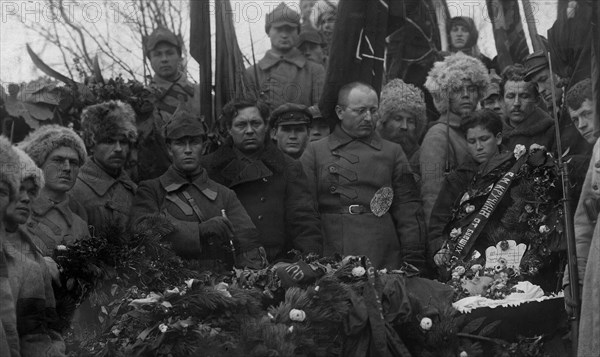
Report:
447,16,479,52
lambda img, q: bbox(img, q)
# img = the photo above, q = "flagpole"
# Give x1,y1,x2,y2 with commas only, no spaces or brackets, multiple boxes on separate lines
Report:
521,0,545,52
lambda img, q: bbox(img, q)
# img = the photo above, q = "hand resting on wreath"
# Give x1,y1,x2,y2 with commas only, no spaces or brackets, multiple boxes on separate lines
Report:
199,216,234,243
434,248,451,267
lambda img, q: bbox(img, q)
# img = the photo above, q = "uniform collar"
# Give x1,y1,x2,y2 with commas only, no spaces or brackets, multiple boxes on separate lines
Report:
258,48,306,71
328,125,383,151
78,159,136,196
31,191,76,227
159,166,218,200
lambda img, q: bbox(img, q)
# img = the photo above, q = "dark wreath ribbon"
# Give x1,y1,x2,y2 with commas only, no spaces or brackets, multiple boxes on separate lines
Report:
448,155,528,265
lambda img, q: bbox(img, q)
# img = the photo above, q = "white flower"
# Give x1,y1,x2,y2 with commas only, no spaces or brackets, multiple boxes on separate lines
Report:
352,266,366,277
514,144,526,159
460,192,470,205
56,245,68,251
185,279,195,289
159,323,168,333
214,282,231,298
165,287,180,296
288,326,294,333
539,225,551,234
450,227,462,238
420,317,433,331
451,272,461,280
470,264,483,272
460,351,469,357
314,286,320,292
268,313,274,320
453,266,466,276
465,204,475,214
529,143,546,152
289,309,306,322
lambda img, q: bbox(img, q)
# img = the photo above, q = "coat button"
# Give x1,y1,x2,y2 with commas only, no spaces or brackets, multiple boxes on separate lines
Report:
262,178,268,182
595,161,600,168
332,150,339,155
260,197,266,202
329,185,336,193
329,166,337,173
257,215,263,220
594,184,599,191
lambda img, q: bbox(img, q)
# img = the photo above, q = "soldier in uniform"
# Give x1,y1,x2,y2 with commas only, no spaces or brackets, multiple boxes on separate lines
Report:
137,26,202,181
270,103,312,159
71,101,138,233
131,110,266,270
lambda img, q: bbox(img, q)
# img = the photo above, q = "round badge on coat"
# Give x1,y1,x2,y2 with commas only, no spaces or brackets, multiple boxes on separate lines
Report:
370,187,394,217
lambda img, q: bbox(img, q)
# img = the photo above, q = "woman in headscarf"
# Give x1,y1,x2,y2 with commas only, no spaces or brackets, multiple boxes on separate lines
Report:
446,16,497,72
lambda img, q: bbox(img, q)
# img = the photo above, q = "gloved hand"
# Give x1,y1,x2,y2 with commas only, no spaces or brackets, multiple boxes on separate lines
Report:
563,283,582,317
199,216,234,243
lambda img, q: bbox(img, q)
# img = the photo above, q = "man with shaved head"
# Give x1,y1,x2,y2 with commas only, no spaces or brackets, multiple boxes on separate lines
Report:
301,82,426,270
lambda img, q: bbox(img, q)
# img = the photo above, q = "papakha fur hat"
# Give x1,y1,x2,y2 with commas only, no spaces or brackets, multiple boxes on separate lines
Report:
378,79,427,136
80,100,138,149
12,146,44,195
19,125,87,168
0,135,20,199
425,52,489,113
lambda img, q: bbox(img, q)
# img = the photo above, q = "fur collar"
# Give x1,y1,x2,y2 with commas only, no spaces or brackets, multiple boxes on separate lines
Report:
504,108,554,139
202,139,289,187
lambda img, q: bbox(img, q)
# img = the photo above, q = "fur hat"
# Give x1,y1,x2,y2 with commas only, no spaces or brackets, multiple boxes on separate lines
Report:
19,125,87,168
378,79,427,136
81,100,138,149
12,146,44,194
0,135,20,200
425,52,489,113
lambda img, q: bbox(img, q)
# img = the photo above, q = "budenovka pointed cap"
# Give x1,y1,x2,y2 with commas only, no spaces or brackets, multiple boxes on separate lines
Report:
265,2,300,34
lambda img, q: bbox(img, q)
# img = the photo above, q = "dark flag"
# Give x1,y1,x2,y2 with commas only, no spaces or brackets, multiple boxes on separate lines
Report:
593,0,600,134
486,0,529,71
319,0,390,124
215,0,252,125
189,0,213,126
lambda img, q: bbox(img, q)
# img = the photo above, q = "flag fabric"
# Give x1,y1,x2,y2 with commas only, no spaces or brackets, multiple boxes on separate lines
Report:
592,0,600,135
215,0,252,127
485,0,529,71
189,0,213,126
318,0,390,124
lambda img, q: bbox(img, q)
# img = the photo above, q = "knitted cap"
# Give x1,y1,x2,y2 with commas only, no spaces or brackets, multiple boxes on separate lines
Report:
265,3,300,34
425,52,489,113
12,146,44,195
0,135,20,199
81,100,138,149
379,79,426,134
19,125,87,168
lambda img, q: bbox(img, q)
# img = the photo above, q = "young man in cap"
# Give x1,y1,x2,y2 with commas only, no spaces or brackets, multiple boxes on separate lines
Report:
307,105,330,142
201,98,322,262
480,71,505,117
139,26,202,181
131,110,266,270
301,82,426,270
19,125,90,256
297,30,326,67
246,2,325,110
0,135,21,357
270,103,312,159
71,101,138,233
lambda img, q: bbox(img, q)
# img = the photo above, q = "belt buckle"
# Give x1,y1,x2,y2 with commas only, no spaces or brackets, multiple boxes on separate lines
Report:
348,204,361,215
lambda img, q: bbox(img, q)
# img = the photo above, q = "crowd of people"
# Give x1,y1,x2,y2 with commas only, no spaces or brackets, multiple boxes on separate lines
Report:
1,1,599,356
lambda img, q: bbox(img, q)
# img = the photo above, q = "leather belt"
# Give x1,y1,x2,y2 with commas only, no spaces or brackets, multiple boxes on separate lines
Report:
321,204,371,215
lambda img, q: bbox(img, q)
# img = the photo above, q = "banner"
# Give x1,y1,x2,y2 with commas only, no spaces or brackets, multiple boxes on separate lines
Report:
189,0,213,126
319,0,389,124
485,0,529,71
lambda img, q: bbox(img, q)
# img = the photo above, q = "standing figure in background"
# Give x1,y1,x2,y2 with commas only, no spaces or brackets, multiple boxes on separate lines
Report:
19,125,90,256
420,53,489,223
377,79,427,184
297,30,327,68
246,3,325,110
307,105,330,142
446,16,496,71
71,101,138,233
313,1,337,57
270,103,312,160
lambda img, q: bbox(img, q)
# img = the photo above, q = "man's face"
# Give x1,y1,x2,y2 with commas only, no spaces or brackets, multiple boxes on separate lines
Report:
149,43,181,81
449,24,470,50
309,120,330,141
272,124,309,158
229,107,268,154
5,178,37,226
269,25,299,53
318,14,336,36
380,110,419,152
336,87,379,138
167,136,204,174
93,134,130,174
482,94,505,117
0,181,11,224
503,80,538,126
449,79,480,116
42,147,80,194
466,125,502,164
299,42,324,64
530,69,563,108
569,99,597,144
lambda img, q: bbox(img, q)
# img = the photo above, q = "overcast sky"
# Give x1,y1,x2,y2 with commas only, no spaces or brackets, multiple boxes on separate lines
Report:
0,0,558,86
